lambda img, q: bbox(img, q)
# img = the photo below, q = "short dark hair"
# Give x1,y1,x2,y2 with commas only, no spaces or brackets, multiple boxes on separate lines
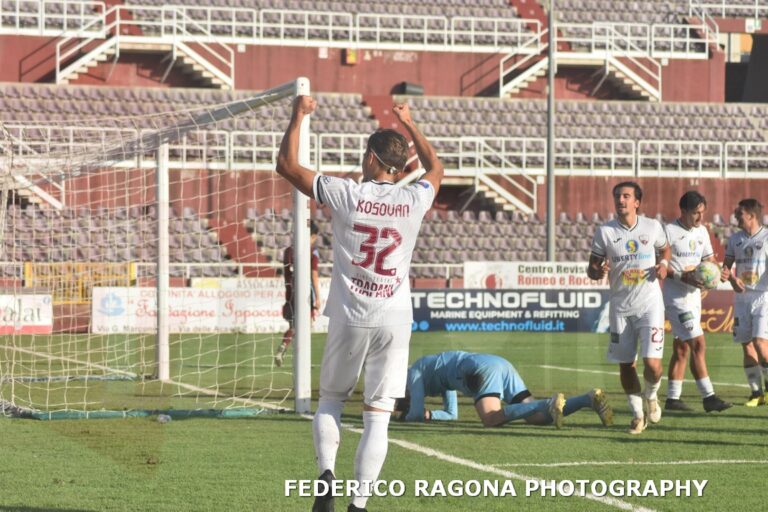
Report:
366,129,409,173
309,220,319,236
612,181,643,203
738,198,763,218
679,191,706,211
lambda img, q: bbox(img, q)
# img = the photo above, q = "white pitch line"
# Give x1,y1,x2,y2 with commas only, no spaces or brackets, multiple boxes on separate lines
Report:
538,365,749,389
494,459,768,468
337,424,656,512
1,344,137,378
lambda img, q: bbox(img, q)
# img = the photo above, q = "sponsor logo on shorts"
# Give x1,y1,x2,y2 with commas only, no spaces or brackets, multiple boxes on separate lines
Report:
610,333,620,344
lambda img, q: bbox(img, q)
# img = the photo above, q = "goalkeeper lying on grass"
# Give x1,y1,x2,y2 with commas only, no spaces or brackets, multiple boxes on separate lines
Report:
395,351,613,428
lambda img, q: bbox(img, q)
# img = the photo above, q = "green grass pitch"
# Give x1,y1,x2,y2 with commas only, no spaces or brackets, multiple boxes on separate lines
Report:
1,331,767,511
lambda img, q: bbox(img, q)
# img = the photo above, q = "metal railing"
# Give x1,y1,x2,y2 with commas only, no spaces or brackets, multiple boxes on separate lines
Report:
165,7,234,89
498,29,548,97
725,142,768,175
0,0,105,35
688,1,721,49
637,140,723,176
695,1,768,19
262,9,354,43
4,2,543,53
556,21,711,59
3,124,768,177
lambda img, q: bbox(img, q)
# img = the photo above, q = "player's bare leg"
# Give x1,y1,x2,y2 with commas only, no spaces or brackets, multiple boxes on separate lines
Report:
666,337,693,411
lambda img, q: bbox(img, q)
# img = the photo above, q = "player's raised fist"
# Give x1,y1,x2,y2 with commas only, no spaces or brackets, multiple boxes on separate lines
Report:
392,103,413,125
292,95,317,117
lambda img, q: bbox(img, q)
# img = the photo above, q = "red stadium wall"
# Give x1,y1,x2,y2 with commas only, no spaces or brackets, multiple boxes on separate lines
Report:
661,52,725,102
1,34,726,102
540,176,755,222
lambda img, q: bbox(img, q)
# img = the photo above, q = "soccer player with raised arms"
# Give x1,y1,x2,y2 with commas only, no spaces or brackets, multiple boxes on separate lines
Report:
277,96,443,512
723,198,768,406
662,191,732,413
396,351,613,429
587,182,671,434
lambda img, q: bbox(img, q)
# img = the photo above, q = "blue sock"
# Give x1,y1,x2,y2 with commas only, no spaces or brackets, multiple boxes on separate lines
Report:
502,399,550,422
563,393,591,417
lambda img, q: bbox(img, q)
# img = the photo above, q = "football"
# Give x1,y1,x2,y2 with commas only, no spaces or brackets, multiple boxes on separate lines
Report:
694,261,721,289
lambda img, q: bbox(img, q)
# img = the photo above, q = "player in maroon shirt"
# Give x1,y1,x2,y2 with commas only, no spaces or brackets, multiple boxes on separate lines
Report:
275,220,321,367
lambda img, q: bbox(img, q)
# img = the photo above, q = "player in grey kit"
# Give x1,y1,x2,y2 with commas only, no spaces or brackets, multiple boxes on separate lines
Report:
587,181,671,435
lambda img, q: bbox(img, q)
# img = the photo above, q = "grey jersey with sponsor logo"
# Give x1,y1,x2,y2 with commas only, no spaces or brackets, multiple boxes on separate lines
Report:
591,216,666,316
663,220,714,305
725,227,768,301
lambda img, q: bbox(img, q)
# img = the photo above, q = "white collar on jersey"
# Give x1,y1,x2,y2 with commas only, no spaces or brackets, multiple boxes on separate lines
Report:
369,180,395,186
617,218,639,231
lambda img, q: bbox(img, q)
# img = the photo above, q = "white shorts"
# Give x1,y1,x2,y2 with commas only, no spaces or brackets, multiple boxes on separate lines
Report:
318,319,411,411
607,302,665,363
666,300,703,341
733,297,768,344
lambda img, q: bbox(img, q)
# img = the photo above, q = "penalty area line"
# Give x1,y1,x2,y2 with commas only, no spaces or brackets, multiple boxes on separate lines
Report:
538,365,749,389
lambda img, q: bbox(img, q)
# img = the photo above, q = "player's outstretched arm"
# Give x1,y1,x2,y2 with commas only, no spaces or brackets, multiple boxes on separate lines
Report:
393,103,444,195
276,95,317,198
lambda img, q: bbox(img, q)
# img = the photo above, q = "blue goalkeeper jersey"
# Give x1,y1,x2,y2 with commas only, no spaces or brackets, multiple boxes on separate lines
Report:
404,351,530,422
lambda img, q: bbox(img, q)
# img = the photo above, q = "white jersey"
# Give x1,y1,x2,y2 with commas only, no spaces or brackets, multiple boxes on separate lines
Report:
591,216,667,316
663,220,714,304
313,174,434,327
725,226,768,302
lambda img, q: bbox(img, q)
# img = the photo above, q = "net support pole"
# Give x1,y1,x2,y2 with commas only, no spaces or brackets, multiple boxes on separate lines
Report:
293,77,312,414
545,0,556,261
156,143,170,382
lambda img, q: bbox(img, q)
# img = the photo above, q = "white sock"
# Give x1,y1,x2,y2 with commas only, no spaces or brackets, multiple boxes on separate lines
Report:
627,393,644,419
351,411,391,509
761,364,768,390
695,377,715,398
745,366,762,394
667,380,683,400
313,398,344,474
643,378,661,400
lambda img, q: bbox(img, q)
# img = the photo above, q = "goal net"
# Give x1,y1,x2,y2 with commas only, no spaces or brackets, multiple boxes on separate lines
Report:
0,78,313,419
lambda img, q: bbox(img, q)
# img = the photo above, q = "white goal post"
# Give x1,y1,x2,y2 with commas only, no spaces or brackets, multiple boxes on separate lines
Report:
0,77,314,419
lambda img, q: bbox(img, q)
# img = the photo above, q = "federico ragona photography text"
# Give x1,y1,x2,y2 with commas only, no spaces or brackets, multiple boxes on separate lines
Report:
284,478,709,498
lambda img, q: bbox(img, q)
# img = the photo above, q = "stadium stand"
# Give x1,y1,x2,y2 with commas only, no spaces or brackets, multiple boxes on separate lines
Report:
0,83,377,134
554,0,690,24
2,204,230,278
124,0,523,21
402,96,765,144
